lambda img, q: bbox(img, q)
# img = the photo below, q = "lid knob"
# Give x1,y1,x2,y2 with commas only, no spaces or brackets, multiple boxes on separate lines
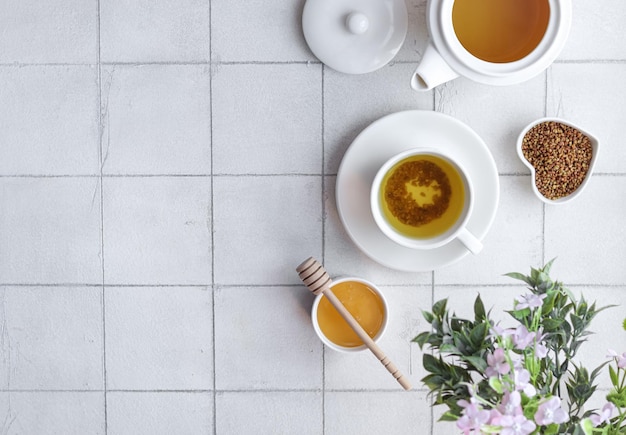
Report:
346,12,369,35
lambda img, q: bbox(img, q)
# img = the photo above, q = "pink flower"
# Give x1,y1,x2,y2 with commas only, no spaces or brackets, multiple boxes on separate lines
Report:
456,401,490,435
513,367,536,397
498,391,523,417
534,342,548,359
512,325,536,350
486,348,511,378
515,293,546,310
607,349,626,368
589,402,616,427
534,397,569,426
499,414,537,435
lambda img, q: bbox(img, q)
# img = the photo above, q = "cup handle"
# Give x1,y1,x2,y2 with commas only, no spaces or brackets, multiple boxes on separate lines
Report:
411,40,459,91
457,228,483,254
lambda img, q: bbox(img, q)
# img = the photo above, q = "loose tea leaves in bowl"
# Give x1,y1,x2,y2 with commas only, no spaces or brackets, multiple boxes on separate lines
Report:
520,121,593,201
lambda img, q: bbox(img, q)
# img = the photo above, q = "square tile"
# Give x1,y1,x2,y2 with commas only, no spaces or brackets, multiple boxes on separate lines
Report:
105,286,212,390
324,63,434,175
548,64,626,173
100,0,210,63
545,176,626,284
211,0,313,62
107,392,213,435
436,175,543,284
214,286,323,390
0,392,104,434
0,177,102,284
325,391,431,435
324,175,435,285
435,74,546,174
212,64,322,175
0,286,103,390
0,66,100,176
101,65,211,175
559,0,626,60
325,285,432,390
0,0,97,63
213,176,322,285
102,177,211,285
216,391,322,435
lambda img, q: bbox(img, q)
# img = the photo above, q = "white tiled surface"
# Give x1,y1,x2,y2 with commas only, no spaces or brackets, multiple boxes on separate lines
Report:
1,1,625,434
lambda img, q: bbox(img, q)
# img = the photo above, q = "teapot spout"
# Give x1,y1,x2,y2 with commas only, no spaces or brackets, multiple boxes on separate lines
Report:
411,40,459,91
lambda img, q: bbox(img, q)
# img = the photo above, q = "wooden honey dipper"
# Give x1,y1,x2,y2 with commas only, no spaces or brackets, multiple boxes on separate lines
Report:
296,257,412,391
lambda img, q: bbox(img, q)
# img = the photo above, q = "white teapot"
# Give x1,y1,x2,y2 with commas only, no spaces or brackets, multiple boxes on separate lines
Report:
411,0,572,91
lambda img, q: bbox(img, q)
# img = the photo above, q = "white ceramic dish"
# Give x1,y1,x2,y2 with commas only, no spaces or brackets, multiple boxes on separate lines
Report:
302,0,407,74
412,0,572,90
516,117,600,205
336,110,499,272
311,277,388,353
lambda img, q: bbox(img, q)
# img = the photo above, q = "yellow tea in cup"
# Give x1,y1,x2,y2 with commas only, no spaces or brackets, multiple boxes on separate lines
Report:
452,0,550,63
379,153,465,239
316,280,385,348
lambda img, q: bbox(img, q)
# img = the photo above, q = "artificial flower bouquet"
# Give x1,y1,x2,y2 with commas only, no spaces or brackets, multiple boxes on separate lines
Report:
414,260,626,434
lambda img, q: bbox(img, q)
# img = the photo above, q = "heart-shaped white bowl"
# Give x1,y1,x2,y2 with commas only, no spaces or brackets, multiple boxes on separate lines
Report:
516,118,600,205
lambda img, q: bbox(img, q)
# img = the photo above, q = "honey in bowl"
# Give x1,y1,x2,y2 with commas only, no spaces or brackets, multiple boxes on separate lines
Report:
380,154,465,239
452,0,550,63
316,280,385,348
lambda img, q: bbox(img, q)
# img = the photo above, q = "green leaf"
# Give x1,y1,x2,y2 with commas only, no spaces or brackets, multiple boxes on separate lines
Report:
542,258,556,275
474,295,486,322
542,318,565,331
438,411,459,422
542,290,557,314
489,376,503,394
439,343,459,354
504,272,534,286
422,353,442,375
462,355,487,372
412,332,430,349
579,418,594,435
609,365,619,387
470,322,488,348
432,299,448,318
421,373,446,390
623,318,626,331
422,310,435,324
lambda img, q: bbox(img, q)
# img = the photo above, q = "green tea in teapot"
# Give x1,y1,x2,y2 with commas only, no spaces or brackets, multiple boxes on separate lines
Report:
452,0,550,63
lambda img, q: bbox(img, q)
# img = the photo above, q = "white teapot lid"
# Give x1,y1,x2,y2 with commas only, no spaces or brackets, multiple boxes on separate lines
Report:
302,0,408,74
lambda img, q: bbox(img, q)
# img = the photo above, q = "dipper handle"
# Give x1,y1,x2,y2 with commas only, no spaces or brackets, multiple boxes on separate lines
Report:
296,257,412,391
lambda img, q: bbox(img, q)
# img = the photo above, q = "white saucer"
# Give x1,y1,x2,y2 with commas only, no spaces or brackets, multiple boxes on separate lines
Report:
336,110,499,272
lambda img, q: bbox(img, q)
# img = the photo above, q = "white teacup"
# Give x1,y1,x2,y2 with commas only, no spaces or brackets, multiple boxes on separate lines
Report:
370,148,482,254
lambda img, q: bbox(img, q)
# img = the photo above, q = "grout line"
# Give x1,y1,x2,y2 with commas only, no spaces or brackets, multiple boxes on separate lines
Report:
2,282,623,289
1,58,625,68
208,1,217,434
0,388,431,393
95,0,108,433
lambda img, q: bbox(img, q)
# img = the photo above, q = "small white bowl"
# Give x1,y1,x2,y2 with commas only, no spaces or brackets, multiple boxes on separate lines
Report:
516,118,600,205
311,277,388,353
